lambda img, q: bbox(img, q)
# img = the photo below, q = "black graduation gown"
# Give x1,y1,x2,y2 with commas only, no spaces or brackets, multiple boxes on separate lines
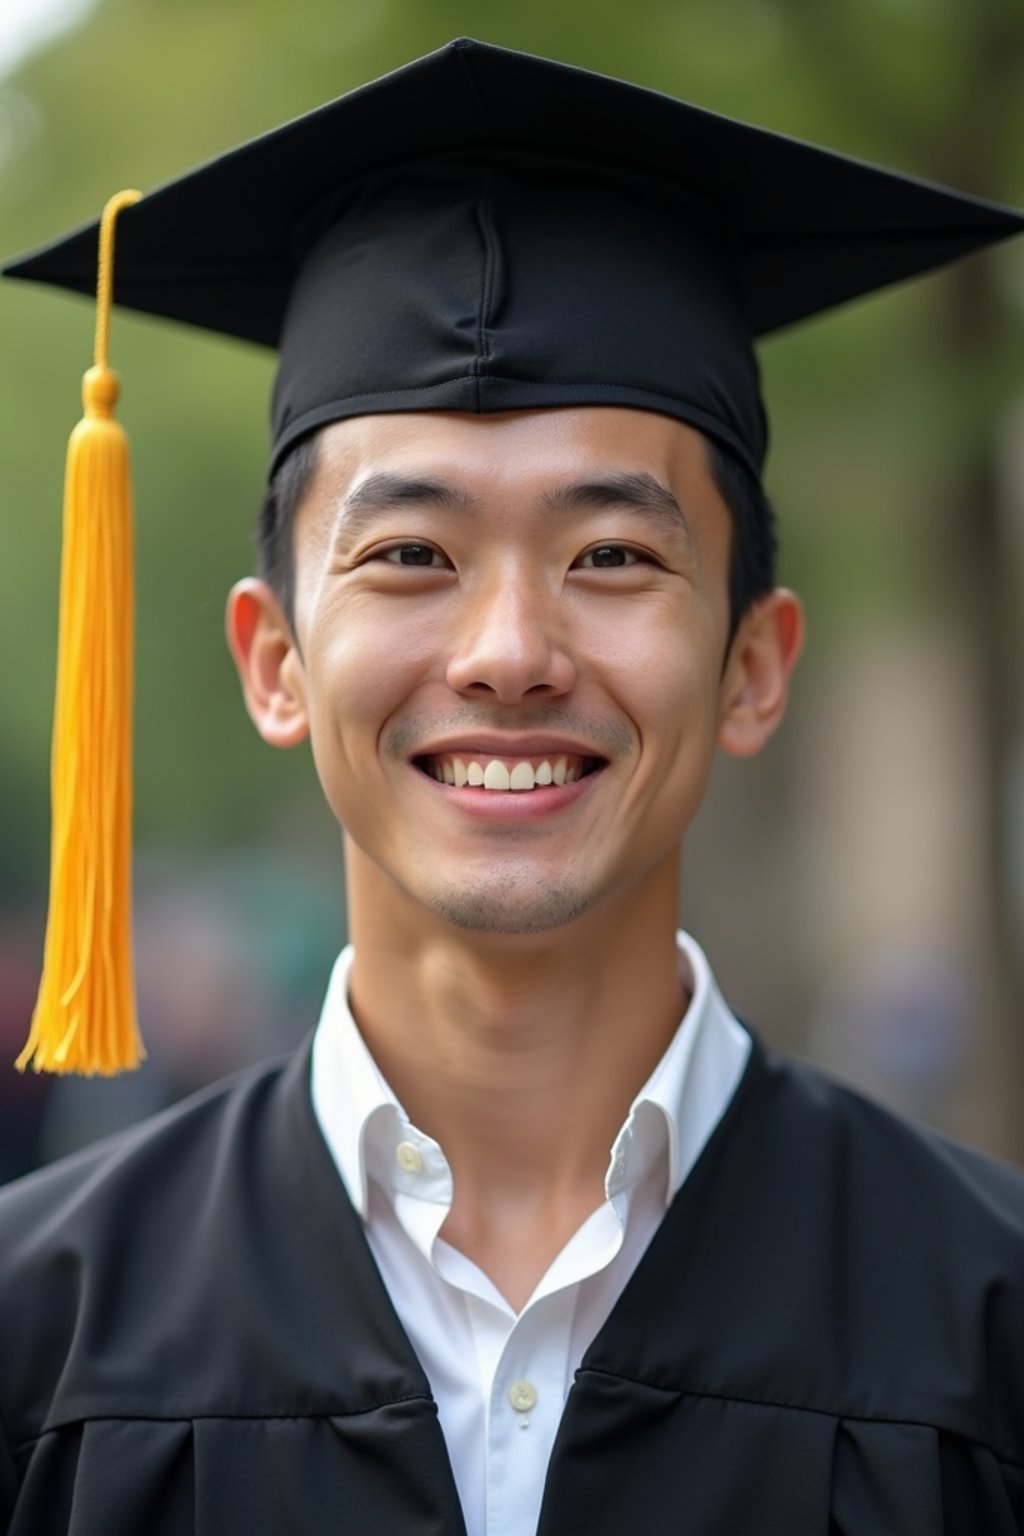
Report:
1,1031,1022,1535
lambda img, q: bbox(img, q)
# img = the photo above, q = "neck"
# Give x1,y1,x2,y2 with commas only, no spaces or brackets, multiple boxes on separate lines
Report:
343,844,688,1308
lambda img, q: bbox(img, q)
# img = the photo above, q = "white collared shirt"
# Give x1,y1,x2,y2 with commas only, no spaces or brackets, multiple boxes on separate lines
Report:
311,932,750,1536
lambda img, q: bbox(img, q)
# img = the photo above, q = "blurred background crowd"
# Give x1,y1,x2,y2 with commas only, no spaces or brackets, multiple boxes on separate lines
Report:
1,0,1022,1180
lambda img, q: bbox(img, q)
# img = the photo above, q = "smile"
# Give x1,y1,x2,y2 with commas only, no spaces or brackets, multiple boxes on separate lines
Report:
414,753,602,793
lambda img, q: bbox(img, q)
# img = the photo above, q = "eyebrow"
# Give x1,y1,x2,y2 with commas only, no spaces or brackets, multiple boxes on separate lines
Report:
341,473,477,521
540,472,692,545
335,468,692,548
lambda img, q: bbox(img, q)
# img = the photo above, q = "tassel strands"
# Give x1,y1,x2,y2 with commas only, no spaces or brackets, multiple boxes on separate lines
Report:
17,189,145,1075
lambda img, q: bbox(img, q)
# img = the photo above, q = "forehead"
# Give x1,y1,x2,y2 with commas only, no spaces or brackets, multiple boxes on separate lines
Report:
308,405,726,505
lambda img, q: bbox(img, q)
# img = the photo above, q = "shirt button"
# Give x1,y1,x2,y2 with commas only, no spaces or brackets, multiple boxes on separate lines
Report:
508,1379,538,1413
395,1141,423,1175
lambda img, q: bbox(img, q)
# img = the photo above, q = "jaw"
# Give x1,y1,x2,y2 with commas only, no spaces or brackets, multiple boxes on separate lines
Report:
343,828,686,992
341,754,689,952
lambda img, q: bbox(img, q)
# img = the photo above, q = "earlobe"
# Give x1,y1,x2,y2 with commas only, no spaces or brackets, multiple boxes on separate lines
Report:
225,578,310,749
716,589,804,759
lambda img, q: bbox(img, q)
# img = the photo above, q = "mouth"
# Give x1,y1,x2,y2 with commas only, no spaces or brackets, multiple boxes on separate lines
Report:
412,751,606,794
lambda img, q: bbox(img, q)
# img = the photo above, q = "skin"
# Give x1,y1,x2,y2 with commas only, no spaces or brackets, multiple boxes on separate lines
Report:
227,406,803,1309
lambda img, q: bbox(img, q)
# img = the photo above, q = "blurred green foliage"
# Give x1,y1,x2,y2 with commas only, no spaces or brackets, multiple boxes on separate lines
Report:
1,0,1022,897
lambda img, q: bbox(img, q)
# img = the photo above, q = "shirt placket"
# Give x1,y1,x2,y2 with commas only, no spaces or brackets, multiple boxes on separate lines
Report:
480,1287,576,1536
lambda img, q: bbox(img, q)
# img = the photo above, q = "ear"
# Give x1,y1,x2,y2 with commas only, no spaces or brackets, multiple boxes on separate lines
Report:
225,578,310,749
716,589,804,758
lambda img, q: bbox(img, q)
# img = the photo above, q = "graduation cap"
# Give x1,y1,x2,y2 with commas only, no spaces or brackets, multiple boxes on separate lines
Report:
5,37,1022,1075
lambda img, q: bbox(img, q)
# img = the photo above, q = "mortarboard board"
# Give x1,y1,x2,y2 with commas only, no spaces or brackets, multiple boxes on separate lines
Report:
4,37,1023,1074
8,37,1024,479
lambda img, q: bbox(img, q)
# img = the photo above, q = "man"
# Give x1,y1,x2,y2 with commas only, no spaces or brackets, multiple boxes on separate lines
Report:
1,38,1022,1536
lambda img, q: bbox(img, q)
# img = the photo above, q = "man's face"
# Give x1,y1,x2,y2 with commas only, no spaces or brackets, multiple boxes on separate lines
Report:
231,406,799,936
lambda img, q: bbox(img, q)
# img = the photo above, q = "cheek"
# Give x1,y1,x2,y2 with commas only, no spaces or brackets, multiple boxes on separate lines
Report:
591,599,723,818
300,595,438,817
584,592,723,725
649,650,721,791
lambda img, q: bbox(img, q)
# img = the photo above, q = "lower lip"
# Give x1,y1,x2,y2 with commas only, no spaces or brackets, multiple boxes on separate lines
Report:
412,765,603,821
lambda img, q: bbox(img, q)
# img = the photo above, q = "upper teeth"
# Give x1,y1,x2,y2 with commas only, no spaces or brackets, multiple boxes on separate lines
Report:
426,756,583,791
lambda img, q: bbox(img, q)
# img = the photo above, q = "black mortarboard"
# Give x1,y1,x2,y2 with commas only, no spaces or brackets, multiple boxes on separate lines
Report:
6,36,1023,481
4,38,1022,1076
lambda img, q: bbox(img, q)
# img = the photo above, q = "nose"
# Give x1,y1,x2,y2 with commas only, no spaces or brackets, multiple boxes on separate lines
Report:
445,567,576,703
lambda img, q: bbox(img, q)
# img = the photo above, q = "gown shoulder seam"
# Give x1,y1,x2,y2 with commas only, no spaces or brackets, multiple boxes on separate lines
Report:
577,1365,1024,1469
13,1389,439,1456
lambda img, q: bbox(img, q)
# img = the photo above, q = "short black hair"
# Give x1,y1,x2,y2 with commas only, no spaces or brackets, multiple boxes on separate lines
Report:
256,427,777,645
256,433,322,628
704,437,778,647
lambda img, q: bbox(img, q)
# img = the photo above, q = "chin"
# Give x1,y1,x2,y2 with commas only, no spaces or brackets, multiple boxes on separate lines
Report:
425,877,598,935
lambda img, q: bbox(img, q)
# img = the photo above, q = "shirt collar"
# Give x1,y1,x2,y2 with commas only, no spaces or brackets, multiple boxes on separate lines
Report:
310,932,750,1222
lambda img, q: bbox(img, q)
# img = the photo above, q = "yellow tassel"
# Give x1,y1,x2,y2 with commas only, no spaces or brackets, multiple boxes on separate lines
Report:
17,190,145,1075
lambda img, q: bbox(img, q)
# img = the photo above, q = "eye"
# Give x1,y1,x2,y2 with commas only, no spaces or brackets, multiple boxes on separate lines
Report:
575,544,648,569
379,543,449,568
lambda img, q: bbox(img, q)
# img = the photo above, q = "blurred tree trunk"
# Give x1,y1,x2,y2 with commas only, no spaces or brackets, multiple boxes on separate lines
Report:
783,0,1024,1159
934,1,1024,1161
